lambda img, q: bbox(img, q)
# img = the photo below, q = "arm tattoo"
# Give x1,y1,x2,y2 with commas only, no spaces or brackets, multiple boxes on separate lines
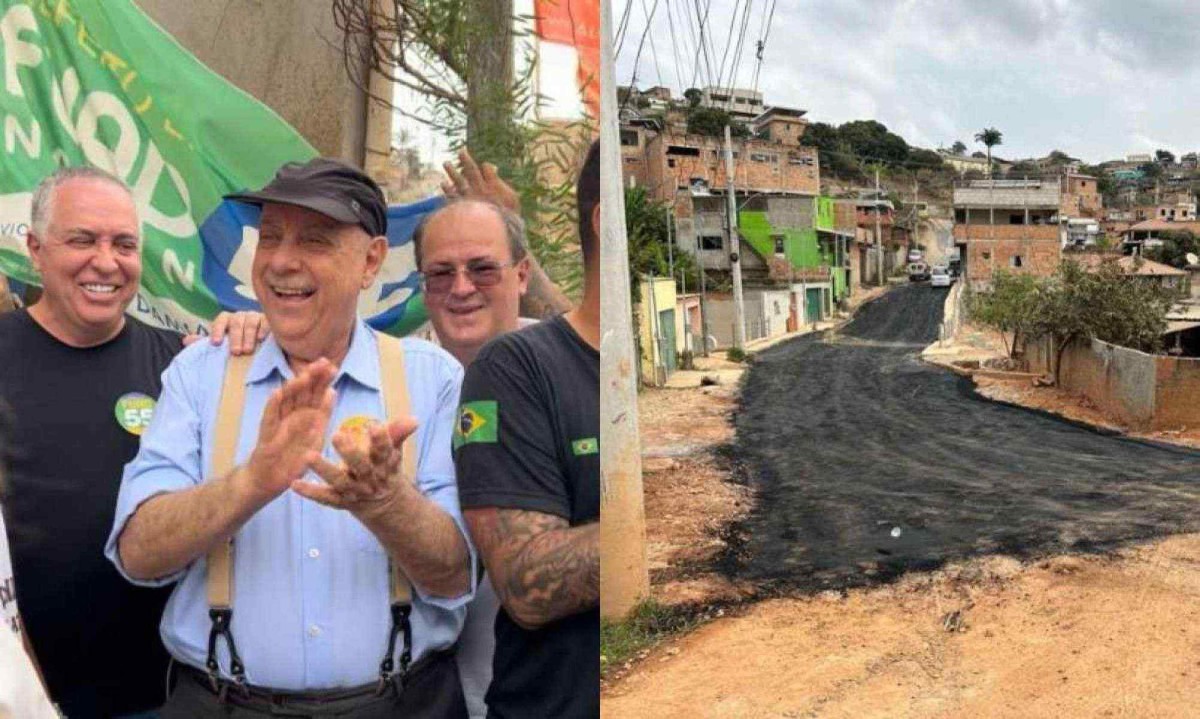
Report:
465,508,599,630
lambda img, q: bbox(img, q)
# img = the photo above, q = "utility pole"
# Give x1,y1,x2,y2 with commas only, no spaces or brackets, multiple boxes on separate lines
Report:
697,216,709,357
875,166,884,286
725,125,746,349
598,0,648,619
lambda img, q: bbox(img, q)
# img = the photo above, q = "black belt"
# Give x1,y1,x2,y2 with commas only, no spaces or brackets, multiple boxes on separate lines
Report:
179,646,457,711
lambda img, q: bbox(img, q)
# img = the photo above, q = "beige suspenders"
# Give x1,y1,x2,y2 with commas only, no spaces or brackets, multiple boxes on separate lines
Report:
203,331,417,693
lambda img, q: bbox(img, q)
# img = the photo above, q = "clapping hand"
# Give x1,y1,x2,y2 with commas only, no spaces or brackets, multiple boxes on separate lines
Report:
242,359,336,503
292,417,419,519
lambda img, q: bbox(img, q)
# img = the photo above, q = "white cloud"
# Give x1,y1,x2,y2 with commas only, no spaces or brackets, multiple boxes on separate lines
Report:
615,0,1200,162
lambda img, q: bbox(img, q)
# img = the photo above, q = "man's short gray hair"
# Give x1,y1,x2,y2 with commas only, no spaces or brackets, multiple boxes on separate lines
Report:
30,166,134,237
411,198,527,269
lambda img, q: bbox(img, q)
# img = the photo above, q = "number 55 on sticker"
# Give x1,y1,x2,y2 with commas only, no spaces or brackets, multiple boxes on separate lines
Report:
114,393,157,436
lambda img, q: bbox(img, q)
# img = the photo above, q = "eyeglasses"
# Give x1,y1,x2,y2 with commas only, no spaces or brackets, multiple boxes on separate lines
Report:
419,260,516,295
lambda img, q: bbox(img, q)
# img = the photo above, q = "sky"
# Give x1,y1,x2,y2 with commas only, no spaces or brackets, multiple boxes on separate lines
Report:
614,0,1200,165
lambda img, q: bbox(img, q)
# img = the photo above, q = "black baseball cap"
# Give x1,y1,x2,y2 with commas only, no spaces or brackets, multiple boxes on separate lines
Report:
225,157,388,237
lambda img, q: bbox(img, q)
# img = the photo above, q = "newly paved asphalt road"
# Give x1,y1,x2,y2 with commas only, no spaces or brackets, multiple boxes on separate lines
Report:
730,284,1200,591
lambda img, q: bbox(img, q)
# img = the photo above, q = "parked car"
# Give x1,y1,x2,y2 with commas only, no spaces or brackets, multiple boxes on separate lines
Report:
930,267,952,287
907,261,930,282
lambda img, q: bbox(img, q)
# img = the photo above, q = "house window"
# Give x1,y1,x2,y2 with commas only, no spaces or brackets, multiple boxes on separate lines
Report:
620,129,638,147
982,251,992,260
667,158,676,168
700,235,723,250
1009,213,1024,225
1011,255,1023,268
955,209,966,223
773,234,785,255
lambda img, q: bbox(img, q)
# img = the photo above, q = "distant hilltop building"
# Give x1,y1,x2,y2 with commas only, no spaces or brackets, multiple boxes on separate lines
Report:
698,86,764,121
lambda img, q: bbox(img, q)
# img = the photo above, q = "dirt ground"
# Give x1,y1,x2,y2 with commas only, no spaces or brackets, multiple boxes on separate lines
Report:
637,370,755,607
602,534,1200,718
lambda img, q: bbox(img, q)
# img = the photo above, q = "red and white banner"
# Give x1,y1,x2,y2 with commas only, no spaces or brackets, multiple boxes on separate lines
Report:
534,0,600,120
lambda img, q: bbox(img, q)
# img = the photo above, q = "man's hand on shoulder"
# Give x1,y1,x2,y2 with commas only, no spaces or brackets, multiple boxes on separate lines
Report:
465,507,598,630
182,311,270,356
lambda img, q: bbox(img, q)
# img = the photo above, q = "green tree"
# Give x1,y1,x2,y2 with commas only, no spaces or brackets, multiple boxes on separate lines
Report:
1139,162,1164,181
904,148,943,171
1030,259,1177,381
683,88,702,108
800,121,860,180
1156,149,1176,164
967,271,1040,358
974,127,1003,177
686,107,749,138
624,187,697,295
950,140,967,155
1005,160,1039,179
838,120,909,165
1144,230,1200,268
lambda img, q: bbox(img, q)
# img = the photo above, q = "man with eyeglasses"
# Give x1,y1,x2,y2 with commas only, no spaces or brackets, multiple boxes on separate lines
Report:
409,192,529,718
452,140,599,718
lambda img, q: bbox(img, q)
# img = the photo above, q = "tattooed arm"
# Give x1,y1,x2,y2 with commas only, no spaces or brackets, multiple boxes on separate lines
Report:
464,508,598,630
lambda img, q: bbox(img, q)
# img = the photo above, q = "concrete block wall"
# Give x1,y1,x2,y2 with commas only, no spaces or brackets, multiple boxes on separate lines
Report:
1028,337,1200,430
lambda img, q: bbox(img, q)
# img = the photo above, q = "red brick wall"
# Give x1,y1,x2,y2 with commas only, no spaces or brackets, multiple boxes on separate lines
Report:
1153,356,1200,429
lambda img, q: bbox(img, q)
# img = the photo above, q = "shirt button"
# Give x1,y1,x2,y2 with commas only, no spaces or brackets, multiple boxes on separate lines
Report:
308,548,320,559
308,625,321,638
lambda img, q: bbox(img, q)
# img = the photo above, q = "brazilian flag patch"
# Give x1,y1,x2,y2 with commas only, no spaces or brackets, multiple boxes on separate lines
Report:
454,401,498,449
572,437,599,456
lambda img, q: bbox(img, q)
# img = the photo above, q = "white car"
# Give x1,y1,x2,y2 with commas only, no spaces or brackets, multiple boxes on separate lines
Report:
930,267,952,287
907,248,923,262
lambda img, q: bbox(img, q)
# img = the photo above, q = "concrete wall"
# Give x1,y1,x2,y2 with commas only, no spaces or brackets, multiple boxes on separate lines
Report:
704,295,738,348
638,277,677,383
766,196,815,231
1027,337,1200,430
138,1,366,162
676,295,702,353
746,289,790,341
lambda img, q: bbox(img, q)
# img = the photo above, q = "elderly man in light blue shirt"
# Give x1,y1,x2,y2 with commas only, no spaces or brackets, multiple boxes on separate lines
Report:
105,158,473,718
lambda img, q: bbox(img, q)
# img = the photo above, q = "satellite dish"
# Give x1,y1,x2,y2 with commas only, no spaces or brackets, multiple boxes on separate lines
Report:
1187,252,1199,266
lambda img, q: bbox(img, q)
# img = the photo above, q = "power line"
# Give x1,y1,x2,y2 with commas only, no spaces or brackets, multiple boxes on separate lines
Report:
725,0,755,100
642,0,666,89
615,0,635,59
690,0,717,91
750,0,776,96
712,0,743,94
664,0,686,93
620,0,660,111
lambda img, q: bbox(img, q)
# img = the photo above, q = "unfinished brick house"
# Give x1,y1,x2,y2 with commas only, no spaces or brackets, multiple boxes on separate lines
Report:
952,173,1101,287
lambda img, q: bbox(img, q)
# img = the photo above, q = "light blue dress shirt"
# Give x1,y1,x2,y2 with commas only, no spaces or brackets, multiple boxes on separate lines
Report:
104,320,474,691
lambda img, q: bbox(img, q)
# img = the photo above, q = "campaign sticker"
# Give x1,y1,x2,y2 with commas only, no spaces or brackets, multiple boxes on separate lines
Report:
114,393,157,436
337,415,380,440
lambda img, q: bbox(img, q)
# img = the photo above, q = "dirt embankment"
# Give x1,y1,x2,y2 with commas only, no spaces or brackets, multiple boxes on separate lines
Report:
603,535,1200,718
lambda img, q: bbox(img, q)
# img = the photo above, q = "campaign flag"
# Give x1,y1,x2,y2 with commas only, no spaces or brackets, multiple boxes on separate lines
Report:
534,0,600,120
0,0,428,336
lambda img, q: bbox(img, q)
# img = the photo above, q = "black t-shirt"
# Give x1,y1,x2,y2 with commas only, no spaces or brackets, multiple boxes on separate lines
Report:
0,310,181,717
455,314,599,719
